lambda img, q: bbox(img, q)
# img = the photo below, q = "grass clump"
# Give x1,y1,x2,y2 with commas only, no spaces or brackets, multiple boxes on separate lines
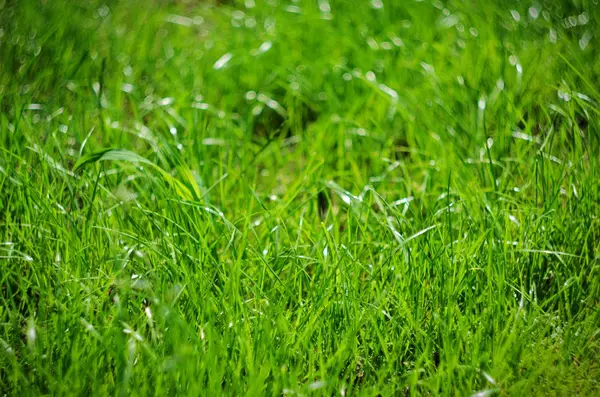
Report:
1,0,599,395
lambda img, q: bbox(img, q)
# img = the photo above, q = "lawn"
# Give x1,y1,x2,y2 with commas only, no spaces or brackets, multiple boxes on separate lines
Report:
1,0,599,395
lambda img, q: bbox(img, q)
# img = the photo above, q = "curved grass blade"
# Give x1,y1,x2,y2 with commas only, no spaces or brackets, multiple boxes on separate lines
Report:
73,148,193,200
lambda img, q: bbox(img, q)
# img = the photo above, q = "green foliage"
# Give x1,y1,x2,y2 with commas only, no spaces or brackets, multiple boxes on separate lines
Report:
73,148,196,200
1,0,599,396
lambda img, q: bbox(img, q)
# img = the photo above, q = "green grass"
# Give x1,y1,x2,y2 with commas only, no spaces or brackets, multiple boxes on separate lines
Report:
1,0,599,395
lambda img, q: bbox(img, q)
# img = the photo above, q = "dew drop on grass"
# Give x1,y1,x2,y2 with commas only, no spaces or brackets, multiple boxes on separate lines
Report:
439,14,459,29
379,83,398,101
121,83,133,93
575,92,592,102
558,89,571,102
516,63,522,75
123,327,143,342
308,380,326,390
528,7,539,20
391,36,404,47
318,0,331,13
420,62,434,75
252,40,272,56
258,40,272,53
482,371,497,386
285,5,301,14
478,97,486,110
166,14,193,27
510,10,520,22
380,41,392,50
193,102,209,110
96,5,110,18
158,97,174,106
579,32,592,50
367,37,379,50
512,131,537,142
252,104,263,116
26,319,36,346
371,0,383,9
213,53,232,70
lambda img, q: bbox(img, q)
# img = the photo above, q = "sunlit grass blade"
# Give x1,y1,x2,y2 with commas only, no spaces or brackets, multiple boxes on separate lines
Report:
73,148,194,200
